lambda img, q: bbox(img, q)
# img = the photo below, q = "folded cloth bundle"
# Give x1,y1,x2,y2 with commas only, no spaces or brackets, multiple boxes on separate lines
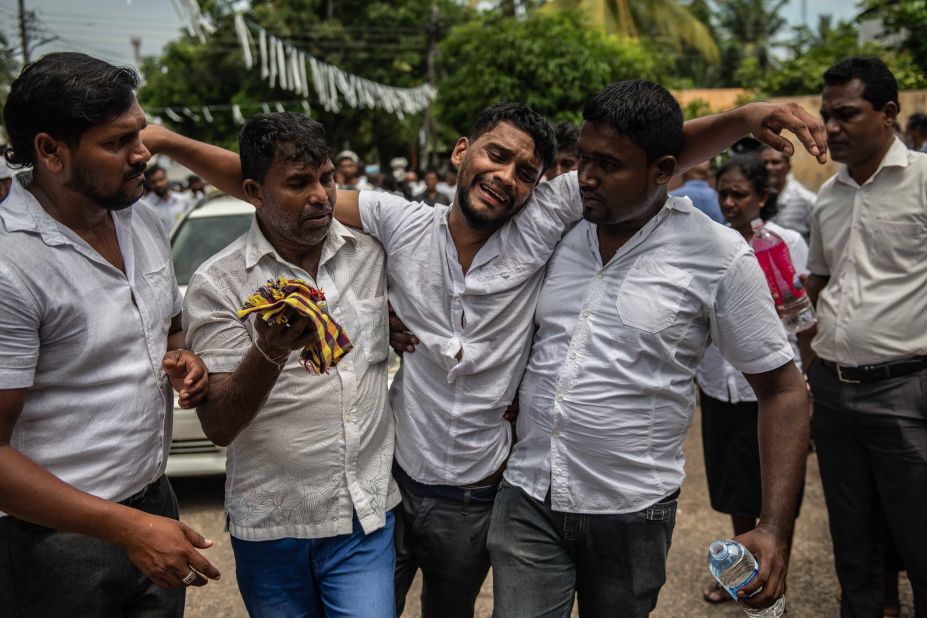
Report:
238,277,353,374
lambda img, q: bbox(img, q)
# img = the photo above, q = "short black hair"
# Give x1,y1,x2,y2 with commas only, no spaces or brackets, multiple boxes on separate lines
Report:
716,155,778,220
553,121,579,154
583,80,684,164
423,166,440,177
823,56,898,112
468,102,557,173
143,164,165,179
3,52,140,168
239,112,329,183
907,112,927,133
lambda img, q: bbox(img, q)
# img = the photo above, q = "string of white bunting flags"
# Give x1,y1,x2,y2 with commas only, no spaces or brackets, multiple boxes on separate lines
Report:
233,13,436,119
146,99,315,126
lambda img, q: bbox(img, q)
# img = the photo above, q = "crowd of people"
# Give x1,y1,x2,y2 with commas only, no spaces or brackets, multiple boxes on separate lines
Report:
0,50,924,618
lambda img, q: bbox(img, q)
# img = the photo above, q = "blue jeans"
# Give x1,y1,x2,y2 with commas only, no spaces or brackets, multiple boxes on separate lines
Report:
231,511,396,618
488,480,677,618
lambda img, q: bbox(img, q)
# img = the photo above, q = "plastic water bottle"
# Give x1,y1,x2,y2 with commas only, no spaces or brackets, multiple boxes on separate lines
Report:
750,218,816,333
707,539,786,617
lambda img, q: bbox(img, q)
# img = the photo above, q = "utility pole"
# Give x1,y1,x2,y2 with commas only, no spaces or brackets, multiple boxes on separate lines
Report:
18,0,29,64
131,36,142,66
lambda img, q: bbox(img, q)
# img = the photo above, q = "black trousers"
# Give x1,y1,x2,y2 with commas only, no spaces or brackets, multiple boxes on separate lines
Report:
809,359,927,618
0,475,185,618
393,465,496,618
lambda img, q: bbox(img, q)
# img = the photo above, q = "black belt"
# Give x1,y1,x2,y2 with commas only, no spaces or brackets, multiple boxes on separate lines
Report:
119,475,164,507
819,356,927,384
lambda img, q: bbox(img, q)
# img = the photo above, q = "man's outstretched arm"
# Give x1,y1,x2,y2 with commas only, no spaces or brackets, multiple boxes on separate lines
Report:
678,102,828,174
140,125,363,228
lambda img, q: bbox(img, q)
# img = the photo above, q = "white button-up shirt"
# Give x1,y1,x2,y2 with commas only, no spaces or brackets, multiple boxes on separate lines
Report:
183,218,399,540
141,191,193,234
505,197,794,514
771,174,816,243
0,173,180,505
358,175,581,485
696,221,806,403
808,137,927,365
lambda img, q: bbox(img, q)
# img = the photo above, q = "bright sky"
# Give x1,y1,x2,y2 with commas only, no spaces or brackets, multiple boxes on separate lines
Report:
0,0,860,69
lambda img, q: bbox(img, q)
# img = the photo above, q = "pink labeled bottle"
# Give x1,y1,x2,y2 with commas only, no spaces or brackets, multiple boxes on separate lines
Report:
750,218,816,333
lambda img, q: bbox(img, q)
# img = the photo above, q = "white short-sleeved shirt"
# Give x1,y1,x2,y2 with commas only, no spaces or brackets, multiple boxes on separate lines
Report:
505,197,794,514
696,221,807,403
0,173,181,505
357,173,581,485
770,175,816,243
808,138,927,365
140,191,193,234
183,218,399,540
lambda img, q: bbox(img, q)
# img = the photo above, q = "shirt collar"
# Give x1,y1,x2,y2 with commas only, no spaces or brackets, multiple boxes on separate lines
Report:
0,170,134,247
243,215,356,270
836,136,909,188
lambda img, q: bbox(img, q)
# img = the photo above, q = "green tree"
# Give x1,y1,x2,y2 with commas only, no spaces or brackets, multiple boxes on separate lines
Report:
435,12,657,137
714,0,787,86
139,0,471,163
0,31,18,105
738,17,927,96
862,0,927,75
539,0,719,63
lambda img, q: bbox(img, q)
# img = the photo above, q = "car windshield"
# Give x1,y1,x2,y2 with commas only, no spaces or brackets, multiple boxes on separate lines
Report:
171,213,253,286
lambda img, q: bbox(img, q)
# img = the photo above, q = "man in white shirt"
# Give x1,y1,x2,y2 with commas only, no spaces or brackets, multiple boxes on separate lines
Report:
183,113,398,617
143,95,826,618
143,164,194,233
0,53,217,617
489,81,810,617
802,56,927,618
759,145,817,243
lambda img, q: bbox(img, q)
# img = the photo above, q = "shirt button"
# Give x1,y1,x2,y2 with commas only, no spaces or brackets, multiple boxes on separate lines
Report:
582,310,590,317
569,352,577,360
556,394,564,402
596,272,604,279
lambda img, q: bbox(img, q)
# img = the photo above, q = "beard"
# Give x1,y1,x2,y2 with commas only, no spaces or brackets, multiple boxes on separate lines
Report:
65,159,146,211
261,203,332,248
456,175,515,231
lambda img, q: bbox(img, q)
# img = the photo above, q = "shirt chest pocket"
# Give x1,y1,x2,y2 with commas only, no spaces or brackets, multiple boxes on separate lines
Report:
350,295,389,365
616,258,693,333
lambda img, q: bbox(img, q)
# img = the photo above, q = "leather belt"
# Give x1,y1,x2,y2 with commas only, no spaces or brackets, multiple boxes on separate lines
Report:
819,357,927,384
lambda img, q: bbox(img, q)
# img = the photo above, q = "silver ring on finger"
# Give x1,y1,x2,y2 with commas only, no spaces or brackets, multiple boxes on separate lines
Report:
182,569,197,586
284,322,291,329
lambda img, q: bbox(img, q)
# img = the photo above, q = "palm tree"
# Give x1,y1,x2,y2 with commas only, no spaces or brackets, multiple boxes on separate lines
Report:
540,0,720,63
716,0,787,73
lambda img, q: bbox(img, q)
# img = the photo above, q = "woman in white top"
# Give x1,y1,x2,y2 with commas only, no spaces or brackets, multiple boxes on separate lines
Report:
697,155,808,604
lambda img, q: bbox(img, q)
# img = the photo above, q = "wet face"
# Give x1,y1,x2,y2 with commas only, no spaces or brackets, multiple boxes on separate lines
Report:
544,149,579,180
820,78,897,167
576,121,675,226
451,121,542,230
246,157,336,248
147,168,170,198
759,148,789,192
62,100,150,211
717,167,765,231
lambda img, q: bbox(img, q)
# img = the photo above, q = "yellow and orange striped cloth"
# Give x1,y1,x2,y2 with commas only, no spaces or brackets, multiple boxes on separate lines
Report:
238,277,353,374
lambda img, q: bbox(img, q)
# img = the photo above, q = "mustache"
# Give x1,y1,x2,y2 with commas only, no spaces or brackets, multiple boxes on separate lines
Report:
124,164,146,180
475,174,513,203
581,188,603,202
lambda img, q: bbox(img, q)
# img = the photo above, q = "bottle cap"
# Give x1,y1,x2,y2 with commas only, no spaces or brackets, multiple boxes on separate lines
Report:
750,218,764,231
709,540,728,559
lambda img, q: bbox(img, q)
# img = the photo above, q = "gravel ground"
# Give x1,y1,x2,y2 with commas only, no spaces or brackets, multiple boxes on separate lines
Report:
175,407,914,617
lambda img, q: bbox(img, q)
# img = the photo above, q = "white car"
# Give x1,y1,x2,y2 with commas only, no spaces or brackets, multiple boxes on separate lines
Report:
164,194,401,476
166,194,254,477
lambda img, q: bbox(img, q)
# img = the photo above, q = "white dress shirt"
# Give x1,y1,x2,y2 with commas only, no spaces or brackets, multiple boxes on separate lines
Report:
505,197,794,514
771,174,816,243
808,137,927,365
141,191,193,233
696,221,807,403
358,173,581,485
0,173,180,505
183,218,399,540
